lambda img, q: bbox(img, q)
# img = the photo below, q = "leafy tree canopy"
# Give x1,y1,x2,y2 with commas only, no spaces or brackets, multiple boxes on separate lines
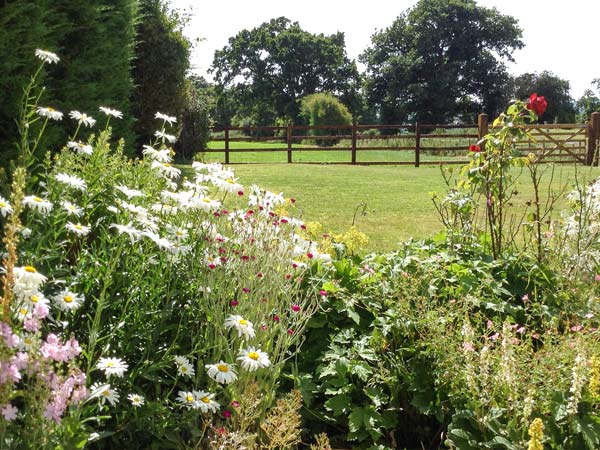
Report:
576,79,600,122
513,71,576,123
360,0,523,124
211,17,359,125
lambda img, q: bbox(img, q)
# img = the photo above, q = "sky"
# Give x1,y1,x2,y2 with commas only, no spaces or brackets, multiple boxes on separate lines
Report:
171,0,600,98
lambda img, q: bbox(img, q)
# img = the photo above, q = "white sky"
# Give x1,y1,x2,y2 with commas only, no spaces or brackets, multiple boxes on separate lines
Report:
172,0,600,98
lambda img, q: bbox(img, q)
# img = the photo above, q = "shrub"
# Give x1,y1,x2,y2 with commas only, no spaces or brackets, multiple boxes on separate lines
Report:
299,93,352,147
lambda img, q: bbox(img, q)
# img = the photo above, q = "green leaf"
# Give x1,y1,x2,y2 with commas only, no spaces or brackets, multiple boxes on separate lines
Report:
324,394,351,416
350,361,372,381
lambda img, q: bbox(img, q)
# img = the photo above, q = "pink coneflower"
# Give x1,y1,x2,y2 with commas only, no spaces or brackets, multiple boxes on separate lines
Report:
291,304,301,312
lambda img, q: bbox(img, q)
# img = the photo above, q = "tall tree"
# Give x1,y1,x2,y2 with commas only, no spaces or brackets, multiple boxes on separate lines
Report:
211,17,359,126
131,0,191,147
360,0,523,124
577,79,600,122
513,71,576,123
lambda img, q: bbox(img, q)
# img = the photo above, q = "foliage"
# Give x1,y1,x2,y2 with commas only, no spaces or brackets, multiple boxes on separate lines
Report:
131,0,191,148
1,50,325,449
576,79,600,122
174,78,213,161
0,0,138,175
299,93,353,147
211,17,360,125
360,0,522,124
513,71,577,123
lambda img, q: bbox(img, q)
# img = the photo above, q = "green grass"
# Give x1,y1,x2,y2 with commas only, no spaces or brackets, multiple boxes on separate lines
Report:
184,162,600,253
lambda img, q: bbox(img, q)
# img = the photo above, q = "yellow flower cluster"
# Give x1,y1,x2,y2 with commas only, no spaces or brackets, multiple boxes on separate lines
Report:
588,356,600,400
332,226,369,255
527,418,544,450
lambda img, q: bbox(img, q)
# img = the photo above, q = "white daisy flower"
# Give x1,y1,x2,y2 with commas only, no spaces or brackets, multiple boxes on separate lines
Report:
66,141,93,156
20,227,32,238
177,391,196,408
205,361,238,384
66,222,91,236
151,161,180,179
127,393,145,407
224,315,256,340
154,130,177,143
55,173,87,191
193,391,219,413
36,107,63,121
166,225,188,241
237,347,271,372
0,196,13,217
97,357,128,378
142,145,172,163
22,195,53,215
53,290,84,311
35,49,60,64
25,292,50,309
99,106,123,119
194,196,221,213
69,110,96,128
110,223,143,242
115,184,145,199
155,112,177,125
61,201,83,217
13,266,47,291
213,176,244,195
174,355,195,378
89,383,119,406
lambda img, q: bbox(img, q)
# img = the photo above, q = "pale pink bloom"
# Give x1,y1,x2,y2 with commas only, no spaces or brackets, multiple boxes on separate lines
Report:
0,323,19,348
23,317,40,332
11,353,28,370
0,362,21,384
1,404,17,421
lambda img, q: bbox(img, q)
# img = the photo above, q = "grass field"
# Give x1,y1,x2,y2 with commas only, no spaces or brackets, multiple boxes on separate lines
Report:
184,162,600,253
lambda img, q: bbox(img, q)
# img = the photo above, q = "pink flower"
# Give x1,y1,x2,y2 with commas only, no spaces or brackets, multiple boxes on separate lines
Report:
231,401,240,408
521,294,529,302
1,404,17,421
0,362,21,384
0,323,19,348
242,287,250,294
306,252,314,259
486,320,494,329
571,325,584,332
585,313,594,319
273,315,280,322
462,342,475,352
237,191,244,196
287,328,294,335
516,326,526,334
291,304,301,312
11,353,28,371
319,290,328,296
222,410,232,418
230,300,239,307
23,318,40,332
595,275,600,282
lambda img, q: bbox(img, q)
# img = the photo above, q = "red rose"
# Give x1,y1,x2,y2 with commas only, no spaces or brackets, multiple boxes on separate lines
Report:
526,93,547,116
469,144,481,152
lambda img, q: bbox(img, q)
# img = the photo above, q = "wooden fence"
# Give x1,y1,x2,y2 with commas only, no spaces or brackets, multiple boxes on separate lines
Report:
207,112,600,166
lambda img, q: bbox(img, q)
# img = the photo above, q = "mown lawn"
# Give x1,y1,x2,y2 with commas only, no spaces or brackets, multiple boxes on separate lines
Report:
183,162,600,253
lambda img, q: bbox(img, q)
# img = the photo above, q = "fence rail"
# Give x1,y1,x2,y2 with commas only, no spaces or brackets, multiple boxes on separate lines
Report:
206,113,600,166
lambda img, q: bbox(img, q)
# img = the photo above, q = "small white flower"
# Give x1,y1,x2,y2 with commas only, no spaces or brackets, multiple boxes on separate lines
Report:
53,290,84,312
224,315,256,340
13,266,47,291
151,161,180,179
115,184,145,199
89,383,119,406
155,112,177,125
66,141,93,156
61,201,83,217
237,347,271,372
142,145,172,163
0,196,13,217
97,357,128,378
205,361,238,384
22,195,53,215
177,391,196,408
110,223,143,242
99,106,123,119
36,107,63,121
20,227,32,238
65,222,91,236
154,130,177,143
174,355,195,378
193,391,219,413
128,393,145,407
69,110,96,128
55,173,87,191
35,49,60,64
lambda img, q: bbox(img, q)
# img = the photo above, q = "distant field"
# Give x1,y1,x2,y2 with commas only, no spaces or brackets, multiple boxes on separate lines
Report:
182,162,600,253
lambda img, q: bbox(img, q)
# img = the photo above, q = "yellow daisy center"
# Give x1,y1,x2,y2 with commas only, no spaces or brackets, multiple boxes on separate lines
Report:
24,266,37,273
217,364,229,372
33,197,43,203
106,361,115,367
75,224,83,230
225,178,235,184
48,107,56,112
19,307,28,315
239,319,247,326
0,201,6,207
24,337,33,345
64,295,74,303
164,163,171,167
201,396,210,404
30,295,39,303
102,390,110,397
202,198,212,203
248,352,259,361
186,395,194,402
180,366,188,372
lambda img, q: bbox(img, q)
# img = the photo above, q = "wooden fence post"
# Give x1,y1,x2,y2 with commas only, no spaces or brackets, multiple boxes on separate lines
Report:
415,123,421,167
351,122,357,165
477,113,488,150
224,127,230,164
287,125,293,163
587,112,600,166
